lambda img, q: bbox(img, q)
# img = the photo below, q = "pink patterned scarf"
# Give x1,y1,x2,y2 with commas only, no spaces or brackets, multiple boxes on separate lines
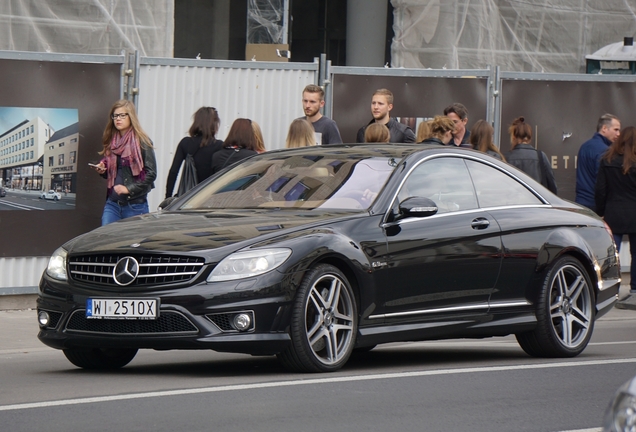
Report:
105,128,145,189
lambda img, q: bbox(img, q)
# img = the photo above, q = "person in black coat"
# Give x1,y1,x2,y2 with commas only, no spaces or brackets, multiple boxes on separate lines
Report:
504,116,557,194
211,118,258,174
595,125,636,298
355,89,416,143
165,107,223,198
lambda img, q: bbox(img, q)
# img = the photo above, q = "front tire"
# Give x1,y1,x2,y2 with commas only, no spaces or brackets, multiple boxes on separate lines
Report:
277,264,357,372
516,256,595,357
63,348,138,369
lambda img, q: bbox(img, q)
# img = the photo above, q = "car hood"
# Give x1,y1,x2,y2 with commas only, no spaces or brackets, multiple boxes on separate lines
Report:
66,209,361,255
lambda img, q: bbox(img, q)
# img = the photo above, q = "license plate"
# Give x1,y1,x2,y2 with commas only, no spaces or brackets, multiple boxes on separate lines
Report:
86,298,158,319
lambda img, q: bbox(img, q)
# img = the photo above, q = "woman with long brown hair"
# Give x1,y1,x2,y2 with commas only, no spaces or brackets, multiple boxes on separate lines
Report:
211,118,258,174
469,119,505,161
165,107,223,198
504,116,557,193
91,99,157,225
595,125,636,299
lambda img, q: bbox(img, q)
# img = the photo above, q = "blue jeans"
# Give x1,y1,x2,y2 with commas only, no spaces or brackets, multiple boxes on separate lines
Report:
613,233,636,293
101,199,149,226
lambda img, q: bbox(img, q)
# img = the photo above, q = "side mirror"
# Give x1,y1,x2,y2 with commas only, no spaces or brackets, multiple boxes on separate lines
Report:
399,196,438,218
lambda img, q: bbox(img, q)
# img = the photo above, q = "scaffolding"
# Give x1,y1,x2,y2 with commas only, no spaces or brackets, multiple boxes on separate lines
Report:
391,0,636,73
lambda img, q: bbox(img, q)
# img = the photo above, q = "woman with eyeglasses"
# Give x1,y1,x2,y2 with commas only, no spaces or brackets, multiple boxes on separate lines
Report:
165,107,223,198
90,99,157,225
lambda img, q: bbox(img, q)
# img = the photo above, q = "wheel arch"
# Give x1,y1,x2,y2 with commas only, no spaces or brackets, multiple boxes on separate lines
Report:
537,228,599,297
313,254,363,308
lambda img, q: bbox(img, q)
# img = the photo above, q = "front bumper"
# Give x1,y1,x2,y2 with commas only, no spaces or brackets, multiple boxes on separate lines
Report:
37,271,296,355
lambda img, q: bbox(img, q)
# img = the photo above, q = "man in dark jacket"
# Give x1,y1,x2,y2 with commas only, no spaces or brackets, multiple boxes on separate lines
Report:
356,89,416,143
575,113,621,212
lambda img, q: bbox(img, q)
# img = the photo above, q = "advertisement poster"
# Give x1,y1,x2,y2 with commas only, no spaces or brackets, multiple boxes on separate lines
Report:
0,58,121,257
0,107,78,210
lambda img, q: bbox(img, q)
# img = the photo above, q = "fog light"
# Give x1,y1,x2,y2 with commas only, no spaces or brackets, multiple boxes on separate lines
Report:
233,313,252,331
38,311,50,327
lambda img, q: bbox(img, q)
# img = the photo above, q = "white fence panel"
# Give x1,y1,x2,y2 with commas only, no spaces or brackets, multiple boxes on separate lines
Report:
0,256,48,294
136,58,319,210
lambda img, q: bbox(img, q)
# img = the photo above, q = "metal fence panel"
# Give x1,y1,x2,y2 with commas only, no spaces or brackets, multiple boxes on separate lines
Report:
0,257,48,293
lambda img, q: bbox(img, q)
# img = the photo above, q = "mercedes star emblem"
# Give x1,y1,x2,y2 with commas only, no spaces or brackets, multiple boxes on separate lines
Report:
113,256,139,286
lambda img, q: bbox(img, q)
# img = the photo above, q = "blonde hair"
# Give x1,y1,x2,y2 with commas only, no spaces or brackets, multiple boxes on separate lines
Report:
101,99,152,155
364,123,390,143
286,118,316,148
416,120,433,142
251,120,266,153
373,88,393,104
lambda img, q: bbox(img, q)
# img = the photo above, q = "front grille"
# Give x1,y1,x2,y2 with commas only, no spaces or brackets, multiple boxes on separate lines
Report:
65,309,198,335
68,254,205,287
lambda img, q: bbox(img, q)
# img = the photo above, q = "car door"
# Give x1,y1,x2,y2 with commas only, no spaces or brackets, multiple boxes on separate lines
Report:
463,159,550,311
376,156,502,322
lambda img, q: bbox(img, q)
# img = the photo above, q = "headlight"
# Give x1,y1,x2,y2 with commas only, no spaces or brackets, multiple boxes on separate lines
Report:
603,377,636,432
207,248,292,282
46,247,68,281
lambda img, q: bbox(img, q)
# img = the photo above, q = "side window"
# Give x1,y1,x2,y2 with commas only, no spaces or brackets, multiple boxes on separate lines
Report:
466,160,543,207
399,157,477,213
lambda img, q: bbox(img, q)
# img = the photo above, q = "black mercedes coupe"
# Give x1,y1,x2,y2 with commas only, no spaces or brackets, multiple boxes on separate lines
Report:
37,144,621,372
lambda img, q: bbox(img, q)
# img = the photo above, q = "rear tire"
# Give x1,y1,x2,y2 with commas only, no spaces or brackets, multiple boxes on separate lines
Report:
516,256,594,357
63,348,138,369
277,264,357,372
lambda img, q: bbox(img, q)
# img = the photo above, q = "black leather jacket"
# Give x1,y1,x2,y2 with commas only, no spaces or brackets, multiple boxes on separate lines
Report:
126,143,157,199
101,141,157,201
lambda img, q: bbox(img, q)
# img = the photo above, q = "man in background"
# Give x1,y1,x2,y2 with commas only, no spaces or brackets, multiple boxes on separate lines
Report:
444,102,471,147
301,84,342,145
356,88,415,143
575,113,621,212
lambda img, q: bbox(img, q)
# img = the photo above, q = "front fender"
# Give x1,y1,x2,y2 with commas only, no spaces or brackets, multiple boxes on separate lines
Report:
254,223,383,321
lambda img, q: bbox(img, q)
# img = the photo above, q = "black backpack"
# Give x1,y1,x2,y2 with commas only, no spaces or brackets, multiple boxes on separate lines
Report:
176,149,199,196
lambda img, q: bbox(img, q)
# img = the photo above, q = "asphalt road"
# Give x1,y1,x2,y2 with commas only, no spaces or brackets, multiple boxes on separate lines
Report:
1,306,635,432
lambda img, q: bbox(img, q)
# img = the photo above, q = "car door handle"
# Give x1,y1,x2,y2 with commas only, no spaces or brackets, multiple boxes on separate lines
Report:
471,218,490,230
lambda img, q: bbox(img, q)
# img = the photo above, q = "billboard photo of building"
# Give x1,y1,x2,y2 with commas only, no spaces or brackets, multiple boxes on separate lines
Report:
0,107,78,211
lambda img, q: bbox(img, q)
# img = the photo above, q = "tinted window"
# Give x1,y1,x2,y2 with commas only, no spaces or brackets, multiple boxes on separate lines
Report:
399,157,478,213
466,160,543,207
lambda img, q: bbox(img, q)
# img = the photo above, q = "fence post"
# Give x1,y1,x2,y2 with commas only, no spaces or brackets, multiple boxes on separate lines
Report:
493,65,502,148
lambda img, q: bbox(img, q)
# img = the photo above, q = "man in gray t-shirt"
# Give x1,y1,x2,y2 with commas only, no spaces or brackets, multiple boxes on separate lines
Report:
301,84,343,144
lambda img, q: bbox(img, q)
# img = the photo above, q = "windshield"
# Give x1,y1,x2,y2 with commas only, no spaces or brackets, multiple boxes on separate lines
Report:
179,149,401,211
